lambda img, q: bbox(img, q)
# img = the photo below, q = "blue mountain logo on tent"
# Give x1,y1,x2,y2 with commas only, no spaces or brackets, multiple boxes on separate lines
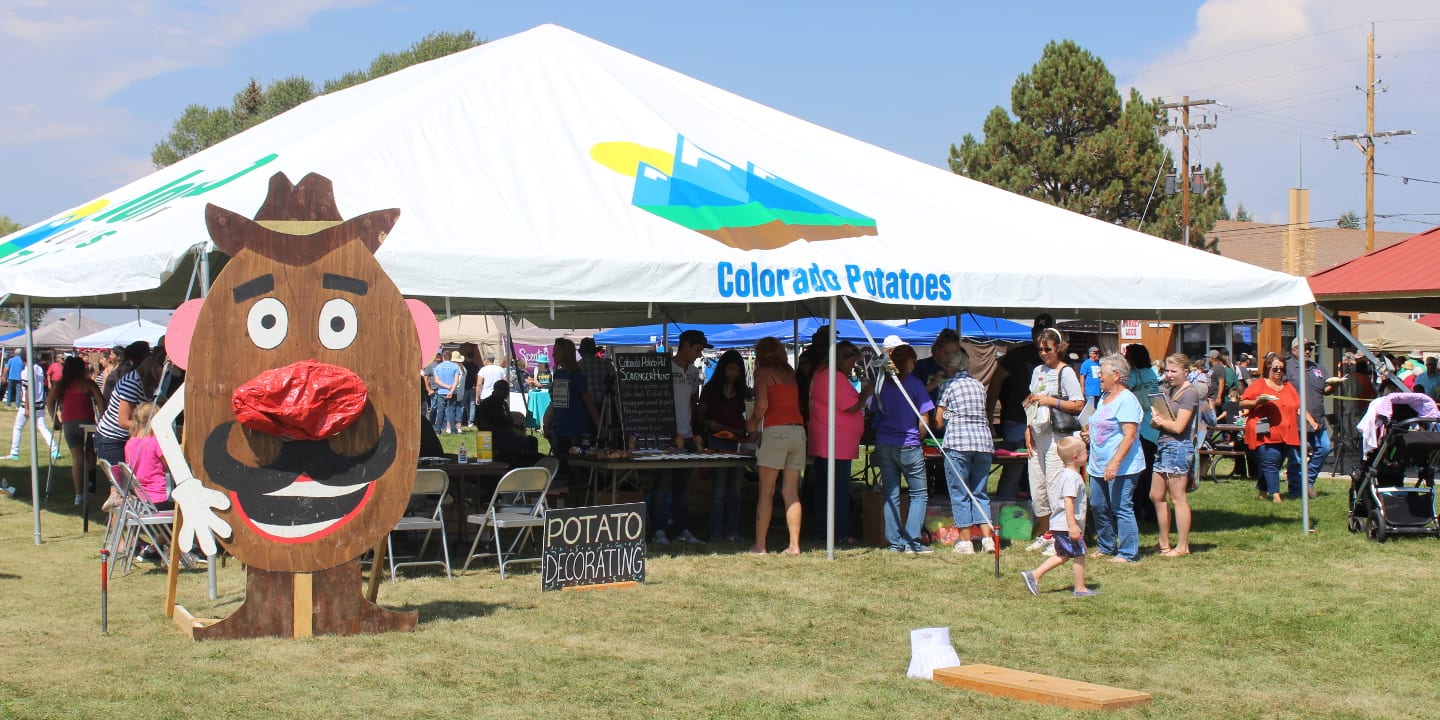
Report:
592,136,877,250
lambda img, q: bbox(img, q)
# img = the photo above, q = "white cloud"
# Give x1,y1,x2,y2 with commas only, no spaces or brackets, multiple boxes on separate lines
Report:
1127,0,1440,230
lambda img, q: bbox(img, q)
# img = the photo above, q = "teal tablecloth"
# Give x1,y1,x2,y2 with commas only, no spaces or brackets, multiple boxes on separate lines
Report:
524,390,551,429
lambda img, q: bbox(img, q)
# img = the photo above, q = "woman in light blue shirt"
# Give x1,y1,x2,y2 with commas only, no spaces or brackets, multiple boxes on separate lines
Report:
1084,353,1145,563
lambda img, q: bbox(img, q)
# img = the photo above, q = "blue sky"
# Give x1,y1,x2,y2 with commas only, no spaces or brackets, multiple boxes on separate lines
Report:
2,0,1438,242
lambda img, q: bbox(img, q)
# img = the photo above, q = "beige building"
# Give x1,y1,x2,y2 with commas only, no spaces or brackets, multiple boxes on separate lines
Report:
1209,219,1411,275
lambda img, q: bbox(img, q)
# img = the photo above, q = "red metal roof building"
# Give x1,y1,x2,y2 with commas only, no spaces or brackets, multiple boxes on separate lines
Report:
1308,226,1440,312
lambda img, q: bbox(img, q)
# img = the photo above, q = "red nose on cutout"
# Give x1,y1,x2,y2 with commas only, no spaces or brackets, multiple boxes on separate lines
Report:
231,360,369,441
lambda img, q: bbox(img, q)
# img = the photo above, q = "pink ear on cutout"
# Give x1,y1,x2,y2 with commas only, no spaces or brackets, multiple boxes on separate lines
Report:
407,299,439,367
167,298,205,370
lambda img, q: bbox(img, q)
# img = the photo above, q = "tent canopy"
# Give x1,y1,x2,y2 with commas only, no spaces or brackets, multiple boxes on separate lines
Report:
1309,226,1440,313
900,314,1031,343
1356,312,1440,354
72,318,168,350
594,323,740,346
435,314,603,355
0,312,107,348
0,25,1312,325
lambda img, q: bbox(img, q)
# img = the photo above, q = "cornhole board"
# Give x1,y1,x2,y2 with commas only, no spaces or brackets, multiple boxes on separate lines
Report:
933,664,1150,711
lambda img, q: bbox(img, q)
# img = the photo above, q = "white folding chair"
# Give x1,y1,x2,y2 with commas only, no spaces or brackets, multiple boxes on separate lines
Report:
98,459,175,574
386,468,452,581
461,466,552,578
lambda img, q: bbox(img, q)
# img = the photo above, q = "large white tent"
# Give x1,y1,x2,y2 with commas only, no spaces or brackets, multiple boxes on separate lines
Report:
0,24,1311,326
0,24,1319,546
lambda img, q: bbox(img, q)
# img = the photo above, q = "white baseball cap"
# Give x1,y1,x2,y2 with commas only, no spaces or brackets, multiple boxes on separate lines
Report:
882,334,905,351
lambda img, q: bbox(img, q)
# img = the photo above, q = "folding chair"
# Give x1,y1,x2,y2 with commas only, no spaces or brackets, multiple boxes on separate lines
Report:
461,466,552,578
386,468,452,581
98,459,175,574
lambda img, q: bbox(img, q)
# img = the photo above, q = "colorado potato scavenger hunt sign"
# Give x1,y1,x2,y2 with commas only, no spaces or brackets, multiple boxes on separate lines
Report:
542,503,647,591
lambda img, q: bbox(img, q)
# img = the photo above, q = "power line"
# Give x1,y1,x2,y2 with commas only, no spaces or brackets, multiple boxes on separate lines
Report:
1375,171,1440,186
1117,22,1367,78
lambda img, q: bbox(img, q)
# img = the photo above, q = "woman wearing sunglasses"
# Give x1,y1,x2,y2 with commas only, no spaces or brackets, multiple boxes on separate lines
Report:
1239,352,1302,503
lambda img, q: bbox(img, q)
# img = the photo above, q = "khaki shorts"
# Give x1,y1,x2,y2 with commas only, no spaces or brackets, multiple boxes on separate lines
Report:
756,425,807,471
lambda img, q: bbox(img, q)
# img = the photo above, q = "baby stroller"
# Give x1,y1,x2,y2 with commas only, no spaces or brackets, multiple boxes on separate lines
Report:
1347,393,1440,542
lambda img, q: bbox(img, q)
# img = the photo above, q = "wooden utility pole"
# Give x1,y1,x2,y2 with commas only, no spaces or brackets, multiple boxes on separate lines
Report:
1333,24,1411,253
1160,96,1216,247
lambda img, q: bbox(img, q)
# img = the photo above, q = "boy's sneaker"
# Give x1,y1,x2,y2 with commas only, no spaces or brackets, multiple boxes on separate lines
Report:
651,530,670,545
980,537,996,553
911,543,934,555
675,530,702,544
1072,589,1099,597
1021,570,1039,596
1024,535,1052,552
954,541,975,555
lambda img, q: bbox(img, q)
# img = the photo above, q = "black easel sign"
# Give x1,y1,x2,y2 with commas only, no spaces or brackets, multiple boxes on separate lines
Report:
541,503,646,591
614,352,676,449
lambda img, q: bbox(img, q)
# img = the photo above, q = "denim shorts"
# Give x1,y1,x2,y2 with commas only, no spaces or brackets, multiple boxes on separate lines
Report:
1053,534,1086,558
1154,439,1194,475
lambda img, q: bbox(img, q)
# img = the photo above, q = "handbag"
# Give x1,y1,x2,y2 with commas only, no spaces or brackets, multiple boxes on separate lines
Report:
1051,366,1082,434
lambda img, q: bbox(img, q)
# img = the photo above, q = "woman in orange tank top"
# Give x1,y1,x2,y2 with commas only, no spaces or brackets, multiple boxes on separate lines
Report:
746,337,806,555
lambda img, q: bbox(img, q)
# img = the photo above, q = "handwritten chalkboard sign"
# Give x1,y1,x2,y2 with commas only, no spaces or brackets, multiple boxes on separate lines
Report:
614,352,676,448
542,502,647,591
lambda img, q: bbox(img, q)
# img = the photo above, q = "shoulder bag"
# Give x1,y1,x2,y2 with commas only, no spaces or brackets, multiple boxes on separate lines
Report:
1051,366,1082,434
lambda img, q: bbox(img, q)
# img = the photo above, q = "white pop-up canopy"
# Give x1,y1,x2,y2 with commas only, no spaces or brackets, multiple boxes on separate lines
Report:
0,24,1311,325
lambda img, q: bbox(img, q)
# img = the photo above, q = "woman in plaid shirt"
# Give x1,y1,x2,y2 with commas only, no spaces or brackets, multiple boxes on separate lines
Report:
934,349,995,554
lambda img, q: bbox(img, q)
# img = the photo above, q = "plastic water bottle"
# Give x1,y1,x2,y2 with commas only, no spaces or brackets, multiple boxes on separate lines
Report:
457,444,468,464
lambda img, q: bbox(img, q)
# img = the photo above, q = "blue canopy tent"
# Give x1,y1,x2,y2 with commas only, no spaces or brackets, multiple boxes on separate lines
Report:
706,318,927,348
593,322,741,346
901,314,1032,343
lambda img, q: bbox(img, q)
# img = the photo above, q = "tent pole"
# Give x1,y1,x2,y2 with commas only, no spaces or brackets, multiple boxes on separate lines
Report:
198,242,212,298
24,297,42,545
793,316,800,369
1298,305,1311,534
826,297,837,560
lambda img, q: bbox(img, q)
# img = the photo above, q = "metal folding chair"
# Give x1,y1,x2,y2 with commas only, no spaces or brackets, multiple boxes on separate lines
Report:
386,468,452,580
461,466,552,578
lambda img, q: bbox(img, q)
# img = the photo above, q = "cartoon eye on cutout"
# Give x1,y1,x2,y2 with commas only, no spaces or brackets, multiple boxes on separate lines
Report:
246,297,288,350
319,298,358,350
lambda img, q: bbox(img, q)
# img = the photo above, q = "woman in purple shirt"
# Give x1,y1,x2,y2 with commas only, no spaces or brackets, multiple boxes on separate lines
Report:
870,344,935,553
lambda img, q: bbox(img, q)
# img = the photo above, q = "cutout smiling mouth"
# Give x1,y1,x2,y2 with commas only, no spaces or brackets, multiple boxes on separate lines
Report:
203,419,397,543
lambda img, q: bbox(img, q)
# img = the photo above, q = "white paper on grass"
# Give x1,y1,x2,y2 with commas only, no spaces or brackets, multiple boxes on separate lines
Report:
907,627,961,679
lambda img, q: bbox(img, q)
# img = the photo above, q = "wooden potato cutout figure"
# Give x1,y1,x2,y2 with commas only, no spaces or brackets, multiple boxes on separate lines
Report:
156,172,438,640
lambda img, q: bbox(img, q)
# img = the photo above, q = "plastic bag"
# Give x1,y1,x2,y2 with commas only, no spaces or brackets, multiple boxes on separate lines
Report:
231,360,369,441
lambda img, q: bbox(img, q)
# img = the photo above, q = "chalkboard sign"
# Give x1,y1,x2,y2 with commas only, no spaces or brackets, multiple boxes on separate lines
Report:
542,502,647,591
614,352,676,448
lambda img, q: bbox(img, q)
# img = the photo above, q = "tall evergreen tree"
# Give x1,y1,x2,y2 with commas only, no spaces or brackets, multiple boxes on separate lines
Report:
949,40,1227,251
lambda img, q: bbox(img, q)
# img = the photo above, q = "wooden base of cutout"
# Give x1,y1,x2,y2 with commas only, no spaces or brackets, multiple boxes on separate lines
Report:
560,581,638,592
174,560,417,641
932,664,1151,711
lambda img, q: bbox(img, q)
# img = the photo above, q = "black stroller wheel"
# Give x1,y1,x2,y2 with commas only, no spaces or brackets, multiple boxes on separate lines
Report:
1348,514,1363,533
1366,510,1387,543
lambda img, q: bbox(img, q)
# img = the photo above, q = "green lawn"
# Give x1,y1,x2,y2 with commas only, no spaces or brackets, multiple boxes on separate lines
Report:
1,412,1438,719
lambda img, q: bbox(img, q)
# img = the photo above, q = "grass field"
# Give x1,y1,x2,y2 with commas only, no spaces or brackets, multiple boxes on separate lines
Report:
2,414,1439,719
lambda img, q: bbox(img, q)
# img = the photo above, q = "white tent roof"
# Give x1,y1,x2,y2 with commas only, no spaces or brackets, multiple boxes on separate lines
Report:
72,318,168,350
0,24,1312,324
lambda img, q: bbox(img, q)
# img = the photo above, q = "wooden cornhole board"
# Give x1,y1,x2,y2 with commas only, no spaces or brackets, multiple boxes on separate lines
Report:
933,664,1150,711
